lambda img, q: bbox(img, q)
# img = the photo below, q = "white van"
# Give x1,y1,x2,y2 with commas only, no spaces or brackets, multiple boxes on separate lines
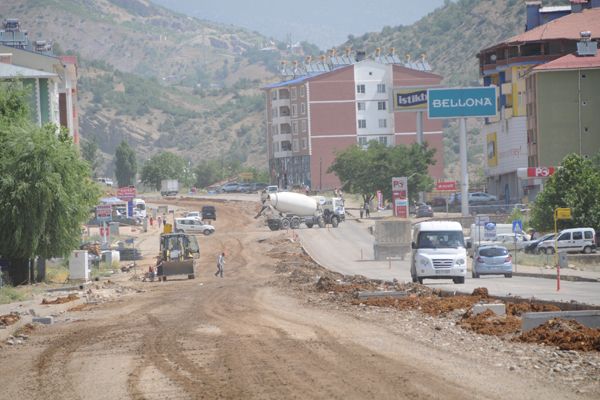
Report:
537,227,596,254
411,221,467,284
133,198,146,219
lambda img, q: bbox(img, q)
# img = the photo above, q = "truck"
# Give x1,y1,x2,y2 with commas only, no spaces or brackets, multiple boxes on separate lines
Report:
256,191,344,231
160,179,179,197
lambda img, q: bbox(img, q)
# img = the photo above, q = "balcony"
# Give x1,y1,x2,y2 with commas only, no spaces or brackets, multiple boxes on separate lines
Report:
280,123,292,135
279,106,290,117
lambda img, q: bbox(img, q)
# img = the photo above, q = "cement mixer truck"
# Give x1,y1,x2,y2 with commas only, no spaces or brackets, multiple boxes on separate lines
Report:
256,192,344,231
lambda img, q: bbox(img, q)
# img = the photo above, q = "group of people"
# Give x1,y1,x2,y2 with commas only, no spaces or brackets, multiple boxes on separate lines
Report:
360,201,371,219
148,213,168,229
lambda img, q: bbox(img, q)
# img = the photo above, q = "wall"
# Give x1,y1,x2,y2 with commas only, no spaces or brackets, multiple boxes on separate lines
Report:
537,70,600,166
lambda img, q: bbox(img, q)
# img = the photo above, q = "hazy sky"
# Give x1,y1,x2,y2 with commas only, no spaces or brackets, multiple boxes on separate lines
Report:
153,0,446,48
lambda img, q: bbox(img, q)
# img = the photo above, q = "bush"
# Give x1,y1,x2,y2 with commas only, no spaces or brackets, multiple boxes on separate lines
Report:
0,285,28,304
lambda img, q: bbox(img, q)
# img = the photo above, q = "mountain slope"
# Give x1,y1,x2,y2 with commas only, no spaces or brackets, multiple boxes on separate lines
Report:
0,0,284,175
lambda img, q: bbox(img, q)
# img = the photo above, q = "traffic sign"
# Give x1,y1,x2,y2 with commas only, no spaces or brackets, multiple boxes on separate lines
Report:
512,219,523,233
555,208,572,220
428,87,497,119
484,222,496,240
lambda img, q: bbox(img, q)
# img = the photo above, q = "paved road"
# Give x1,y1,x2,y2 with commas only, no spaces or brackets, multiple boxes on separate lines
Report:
298,219,600,306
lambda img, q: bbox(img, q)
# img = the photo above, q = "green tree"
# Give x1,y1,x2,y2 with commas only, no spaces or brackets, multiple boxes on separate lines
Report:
0,81,29,126
80,137,100,177
140,151,186,190
530,154,600,232
194,160,222,188
114,140,137,187
0,121,99,284
328,141,436,204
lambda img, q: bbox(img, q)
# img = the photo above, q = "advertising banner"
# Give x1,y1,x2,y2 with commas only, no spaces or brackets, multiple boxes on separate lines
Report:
392,177,409,218
428,87,497,119
435,181,457,191
393,88,428,112
95,204,112,222
487,132,498,167
117,186,136,201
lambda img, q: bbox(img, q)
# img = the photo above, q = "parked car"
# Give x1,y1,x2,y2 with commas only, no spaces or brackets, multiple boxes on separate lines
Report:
524,233,555,254
237,183,253,193
201,205,216,221
490,233,530,251
472,245,512,278
266,185,279,193
468,192,498,203
251,182,269,192
220,182,240,193
415,203,434,218
174,218,215,235
537,227,596,254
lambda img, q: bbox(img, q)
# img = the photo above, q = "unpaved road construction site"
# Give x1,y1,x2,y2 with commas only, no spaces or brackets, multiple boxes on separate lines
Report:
1,197,599,399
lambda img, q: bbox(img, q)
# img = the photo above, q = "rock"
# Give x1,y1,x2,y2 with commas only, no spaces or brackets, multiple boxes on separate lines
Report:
6,339,14,345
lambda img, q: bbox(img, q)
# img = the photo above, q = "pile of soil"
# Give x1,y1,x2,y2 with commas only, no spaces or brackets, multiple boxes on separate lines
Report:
518,318,600,351
0,313,20,326
68,303,95,312
459,309,521,336
14,323,35,335
358,294,483,316
507,302,561,316
41,293,79,305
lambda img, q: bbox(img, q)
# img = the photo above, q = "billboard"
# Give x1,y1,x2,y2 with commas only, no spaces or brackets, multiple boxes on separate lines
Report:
428,87,497,119
435,181,457,191
393,88,428,112
486,132,498,167
117,186,136,201
392,177,409,218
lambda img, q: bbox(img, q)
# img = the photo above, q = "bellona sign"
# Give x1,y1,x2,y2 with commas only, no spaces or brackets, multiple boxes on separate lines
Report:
427,87,497,119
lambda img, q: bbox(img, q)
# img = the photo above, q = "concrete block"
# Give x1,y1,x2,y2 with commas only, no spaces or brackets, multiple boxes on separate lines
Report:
373,244,410,261
32,316,54,325
472,303,506,316
357,291,408,300
522,310,600,332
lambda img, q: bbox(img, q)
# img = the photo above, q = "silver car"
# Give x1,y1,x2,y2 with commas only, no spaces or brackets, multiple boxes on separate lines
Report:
472,245,512,278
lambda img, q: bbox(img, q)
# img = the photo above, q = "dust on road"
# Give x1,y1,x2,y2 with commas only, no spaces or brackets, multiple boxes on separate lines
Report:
0,197,597,399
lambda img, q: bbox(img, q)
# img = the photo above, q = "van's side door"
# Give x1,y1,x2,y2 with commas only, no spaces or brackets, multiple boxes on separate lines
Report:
557,232,572,251
571,230,584,251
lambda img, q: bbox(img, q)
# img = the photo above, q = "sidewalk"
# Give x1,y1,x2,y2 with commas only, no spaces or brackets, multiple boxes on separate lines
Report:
512,264,600,282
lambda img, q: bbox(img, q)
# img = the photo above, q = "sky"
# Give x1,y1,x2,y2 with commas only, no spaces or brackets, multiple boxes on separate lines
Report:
153,0,446,49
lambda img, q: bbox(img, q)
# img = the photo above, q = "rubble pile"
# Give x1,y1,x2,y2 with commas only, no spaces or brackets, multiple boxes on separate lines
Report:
358,293,483,316
518,319,600,352
41,293,79,305
459,309,521,336
507,302,561,316
0,313,20,326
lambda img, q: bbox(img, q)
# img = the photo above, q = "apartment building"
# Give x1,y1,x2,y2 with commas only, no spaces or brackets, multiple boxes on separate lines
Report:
264,57,443,190
477,1,600,202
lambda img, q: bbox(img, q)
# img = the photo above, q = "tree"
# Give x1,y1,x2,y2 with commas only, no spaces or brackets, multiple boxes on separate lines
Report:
194,160,222,188
114,140,137,187
0,124,99,284
140,151,186,190
328,141,436,204
80,137,101,177
0,81,29,126
530,154,600,232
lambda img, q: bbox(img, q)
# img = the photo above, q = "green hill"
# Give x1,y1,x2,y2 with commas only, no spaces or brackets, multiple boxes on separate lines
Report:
0,0,287,176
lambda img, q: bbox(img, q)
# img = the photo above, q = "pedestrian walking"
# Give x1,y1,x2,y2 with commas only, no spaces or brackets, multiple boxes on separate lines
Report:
364,202,370,218
157,216,162,228
149,216,154,227
215,252,225,278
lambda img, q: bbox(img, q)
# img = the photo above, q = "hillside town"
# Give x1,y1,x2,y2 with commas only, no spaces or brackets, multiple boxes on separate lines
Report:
0,0,599,399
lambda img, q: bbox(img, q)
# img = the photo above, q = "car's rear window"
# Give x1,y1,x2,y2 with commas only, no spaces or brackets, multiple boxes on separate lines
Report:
479,247,508,257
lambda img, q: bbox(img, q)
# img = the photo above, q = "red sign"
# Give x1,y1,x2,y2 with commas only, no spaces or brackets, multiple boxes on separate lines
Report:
96,204,112,220
527,167,555,178
117,186,136,201
435,181,457,191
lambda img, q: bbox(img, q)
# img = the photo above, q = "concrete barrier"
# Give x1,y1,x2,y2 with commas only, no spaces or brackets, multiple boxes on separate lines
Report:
472,303,506,316
357,291,408,300
522,310,600,332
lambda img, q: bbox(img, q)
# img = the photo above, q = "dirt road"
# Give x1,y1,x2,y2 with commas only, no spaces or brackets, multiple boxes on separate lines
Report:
0,198,594,399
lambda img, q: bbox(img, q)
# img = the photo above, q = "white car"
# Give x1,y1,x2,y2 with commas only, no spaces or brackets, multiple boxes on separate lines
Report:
174,218,215,235
537,227,596,254
468,192,497,203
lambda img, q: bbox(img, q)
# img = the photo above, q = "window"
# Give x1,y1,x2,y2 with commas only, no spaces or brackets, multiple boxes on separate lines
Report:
357,102,365,111
301,138,308,150
292,104,297,116
377,83,386,93
377,101,387,110
358,119,367,129
585,231,593,239
300,103,306,115
358,137,368,147
378,119,387,128
558,232,571,241
573,231,583,240
301,120,307,132
300,85,306,97
292,122,298,134
378,136,388,146
356,84,365,94
291,87,297,99
271,91,277,100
